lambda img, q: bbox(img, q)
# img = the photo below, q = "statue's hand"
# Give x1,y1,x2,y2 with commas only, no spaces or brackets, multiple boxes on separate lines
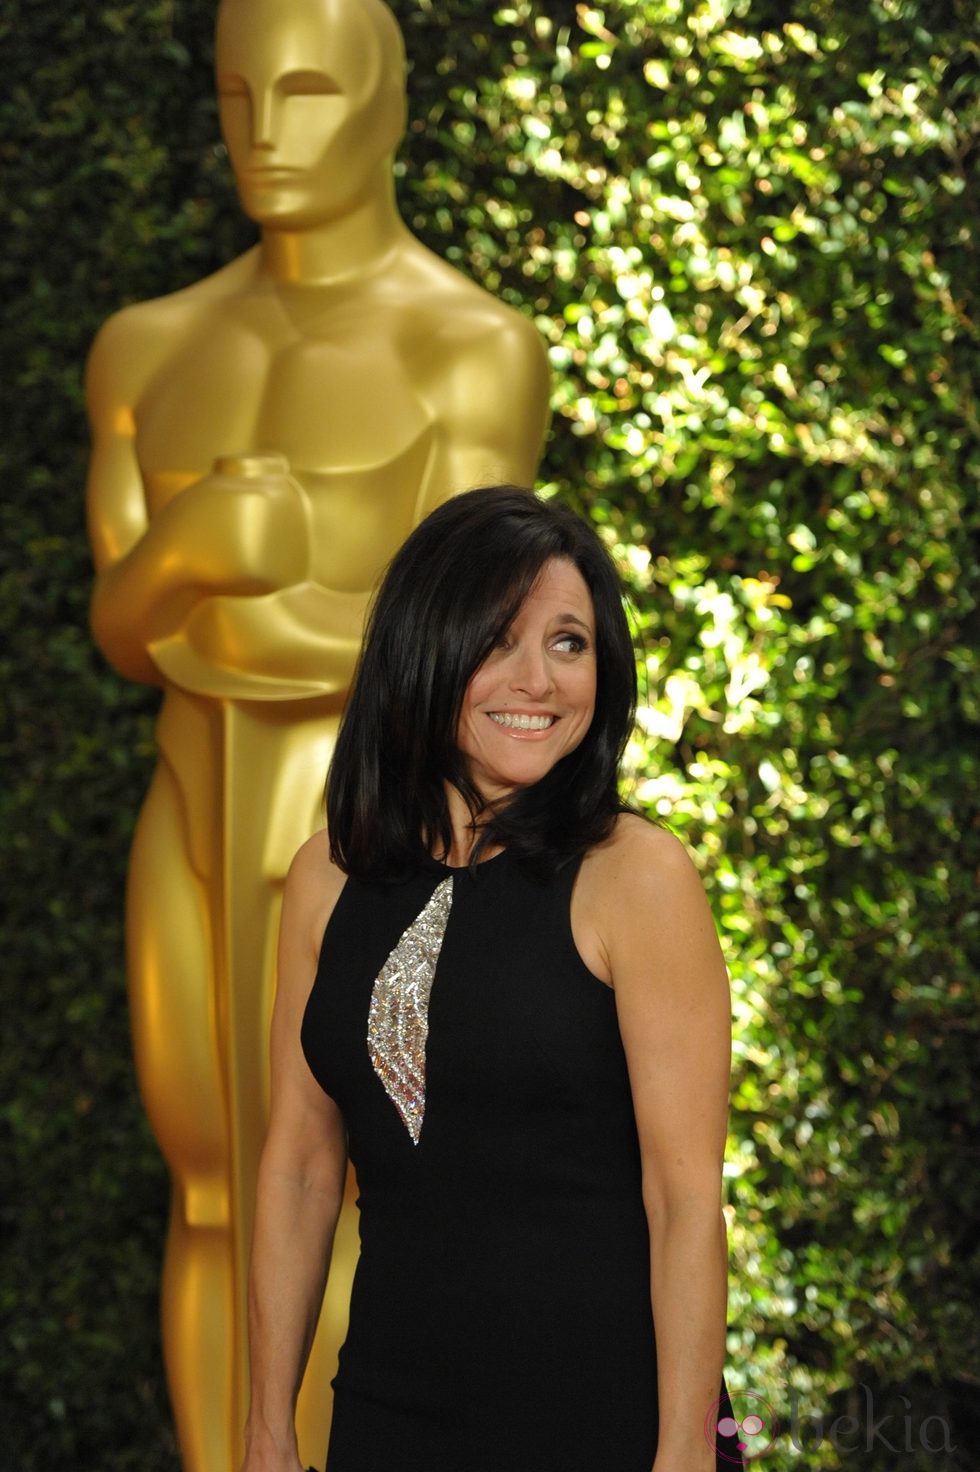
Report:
148,581,369,700
160,452,311,596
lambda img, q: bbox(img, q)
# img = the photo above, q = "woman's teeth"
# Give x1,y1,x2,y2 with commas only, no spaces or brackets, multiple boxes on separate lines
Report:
488,712,555,730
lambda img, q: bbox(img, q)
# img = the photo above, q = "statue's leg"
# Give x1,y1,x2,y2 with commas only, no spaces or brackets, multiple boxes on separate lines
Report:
127,758,234,1472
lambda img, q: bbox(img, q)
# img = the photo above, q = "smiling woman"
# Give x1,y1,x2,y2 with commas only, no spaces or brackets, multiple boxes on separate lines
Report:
457,557,598,807
243,486,744,1472
326,484,638,878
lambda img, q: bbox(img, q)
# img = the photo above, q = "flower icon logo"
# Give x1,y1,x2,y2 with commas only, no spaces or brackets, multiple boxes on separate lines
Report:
704,1391,778,1463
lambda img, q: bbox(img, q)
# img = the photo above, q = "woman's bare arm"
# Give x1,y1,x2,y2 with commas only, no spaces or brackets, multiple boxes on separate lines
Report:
242,833,347,1472
595,818,734,1472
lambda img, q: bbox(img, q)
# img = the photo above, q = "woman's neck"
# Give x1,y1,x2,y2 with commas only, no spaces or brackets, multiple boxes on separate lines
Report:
438,784,498,868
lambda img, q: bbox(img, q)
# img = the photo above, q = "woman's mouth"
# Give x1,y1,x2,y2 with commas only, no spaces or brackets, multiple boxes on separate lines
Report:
487,712,557,731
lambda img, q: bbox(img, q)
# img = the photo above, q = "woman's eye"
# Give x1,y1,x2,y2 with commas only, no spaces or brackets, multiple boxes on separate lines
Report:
553,633,587,654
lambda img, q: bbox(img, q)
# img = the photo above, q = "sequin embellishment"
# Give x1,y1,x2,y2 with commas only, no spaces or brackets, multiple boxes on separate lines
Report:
367,876,454,1144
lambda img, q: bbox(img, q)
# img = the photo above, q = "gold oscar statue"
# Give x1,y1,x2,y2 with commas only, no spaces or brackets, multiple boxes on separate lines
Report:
84,0,550,1467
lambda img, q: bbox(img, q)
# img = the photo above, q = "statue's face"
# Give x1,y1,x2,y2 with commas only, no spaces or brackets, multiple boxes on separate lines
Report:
215,0,406,228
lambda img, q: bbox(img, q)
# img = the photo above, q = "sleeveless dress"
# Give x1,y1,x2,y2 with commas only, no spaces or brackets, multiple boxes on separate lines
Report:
301,847,743,1471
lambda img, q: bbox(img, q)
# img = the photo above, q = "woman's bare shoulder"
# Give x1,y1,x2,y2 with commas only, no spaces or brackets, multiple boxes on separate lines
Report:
588,812,695,882
572,816,703,986
581,816,723,997
582,813,712,928
284,829,348,961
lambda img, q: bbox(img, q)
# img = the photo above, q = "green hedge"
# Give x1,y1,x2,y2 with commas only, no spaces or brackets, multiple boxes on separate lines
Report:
2,1,977,1467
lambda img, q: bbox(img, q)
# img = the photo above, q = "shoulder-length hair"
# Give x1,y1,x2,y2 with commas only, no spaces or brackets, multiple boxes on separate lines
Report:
327,485,637,880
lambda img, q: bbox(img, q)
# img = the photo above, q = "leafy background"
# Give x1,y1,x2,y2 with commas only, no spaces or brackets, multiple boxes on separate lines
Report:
1,0,977,1467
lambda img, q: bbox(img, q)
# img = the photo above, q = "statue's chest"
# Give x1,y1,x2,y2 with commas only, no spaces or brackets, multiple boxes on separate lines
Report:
136,298,429,504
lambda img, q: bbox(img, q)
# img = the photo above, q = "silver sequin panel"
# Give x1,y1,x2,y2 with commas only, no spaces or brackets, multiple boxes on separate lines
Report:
367,876,454,1145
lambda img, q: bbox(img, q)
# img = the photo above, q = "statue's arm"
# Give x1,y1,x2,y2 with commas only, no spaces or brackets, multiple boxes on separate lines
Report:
85,312,165,685
151,581,369,698
85,311,309,687
415,307,552,515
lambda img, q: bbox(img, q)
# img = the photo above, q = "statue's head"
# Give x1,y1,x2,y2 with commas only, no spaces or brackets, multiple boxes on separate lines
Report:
215,0,406,228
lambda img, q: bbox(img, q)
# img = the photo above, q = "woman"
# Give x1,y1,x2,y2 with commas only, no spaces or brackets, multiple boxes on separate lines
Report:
242,486,743,1472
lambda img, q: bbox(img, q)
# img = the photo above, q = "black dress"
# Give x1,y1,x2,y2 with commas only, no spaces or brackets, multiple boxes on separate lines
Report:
301,847,743,1471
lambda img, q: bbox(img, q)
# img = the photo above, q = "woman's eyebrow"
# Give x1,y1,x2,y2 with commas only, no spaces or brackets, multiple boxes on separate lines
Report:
554,613,594,631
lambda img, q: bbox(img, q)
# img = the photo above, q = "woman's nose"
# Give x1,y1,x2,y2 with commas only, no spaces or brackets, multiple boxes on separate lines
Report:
507,645,553,697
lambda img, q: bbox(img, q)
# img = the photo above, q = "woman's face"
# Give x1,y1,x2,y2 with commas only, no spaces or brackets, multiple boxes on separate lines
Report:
455,557,597,805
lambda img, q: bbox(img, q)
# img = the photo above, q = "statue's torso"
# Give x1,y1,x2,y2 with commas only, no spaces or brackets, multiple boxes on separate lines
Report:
102,249,541,864
135,273,440,593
